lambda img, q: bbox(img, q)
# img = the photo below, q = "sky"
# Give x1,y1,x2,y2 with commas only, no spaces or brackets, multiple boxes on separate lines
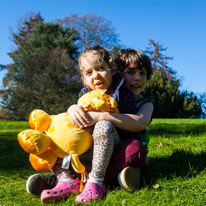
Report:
0,0,205,95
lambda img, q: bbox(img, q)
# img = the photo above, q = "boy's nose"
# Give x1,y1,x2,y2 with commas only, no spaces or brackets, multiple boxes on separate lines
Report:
134,73,141,80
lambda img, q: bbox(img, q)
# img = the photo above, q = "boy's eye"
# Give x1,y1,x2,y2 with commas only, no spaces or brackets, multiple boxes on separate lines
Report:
125,70,135,75
140,71,147,76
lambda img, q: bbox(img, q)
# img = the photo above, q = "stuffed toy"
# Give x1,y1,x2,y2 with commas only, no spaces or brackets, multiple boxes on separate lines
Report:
18,89,118,176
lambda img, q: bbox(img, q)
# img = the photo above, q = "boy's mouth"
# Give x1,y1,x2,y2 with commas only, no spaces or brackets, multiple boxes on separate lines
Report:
130,84,141,89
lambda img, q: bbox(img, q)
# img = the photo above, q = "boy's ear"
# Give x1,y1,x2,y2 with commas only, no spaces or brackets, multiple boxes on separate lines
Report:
112,70,116,76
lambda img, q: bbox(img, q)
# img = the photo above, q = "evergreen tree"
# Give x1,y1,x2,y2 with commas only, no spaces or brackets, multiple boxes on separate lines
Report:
200,93,206,118
2,14,80,120
179,91,202,118
144,39,202,118
2,13,43,87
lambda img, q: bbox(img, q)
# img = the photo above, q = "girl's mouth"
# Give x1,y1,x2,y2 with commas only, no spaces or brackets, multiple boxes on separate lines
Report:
95,81,104,88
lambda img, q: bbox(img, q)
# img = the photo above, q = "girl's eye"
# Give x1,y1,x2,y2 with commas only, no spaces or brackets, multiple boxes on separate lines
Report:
86,71,92,75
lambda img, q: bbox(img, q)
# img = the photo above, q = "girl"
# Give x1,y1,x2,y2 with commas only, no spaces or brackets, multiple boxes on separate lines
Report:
40,45,138,204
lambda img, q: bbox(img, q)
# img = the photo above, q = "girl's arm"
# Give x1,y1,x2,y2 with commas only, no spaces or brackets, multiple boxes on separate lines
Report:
67,104,90,128
86,102,153,132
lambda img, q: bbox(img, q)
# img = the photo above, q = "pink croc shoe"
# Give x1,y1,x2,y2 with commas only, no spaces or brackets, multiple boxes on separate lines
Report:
41,178,80,204
75,182,106,204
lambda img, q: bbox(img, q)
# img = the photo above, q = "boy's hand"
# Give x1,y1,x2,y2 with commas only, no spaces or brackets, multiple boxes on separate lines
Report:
67,104,90,128
85,111,100,127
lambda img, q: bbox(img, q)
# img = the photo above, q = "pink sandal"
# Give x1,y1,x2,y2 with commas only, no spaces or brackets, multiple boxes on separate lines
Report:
75,182,106,204
41,178,80,204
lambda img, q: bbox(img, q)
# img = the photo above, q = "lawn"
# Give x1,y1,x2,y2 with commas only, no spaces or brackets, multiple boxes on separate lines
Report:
0,119,206,205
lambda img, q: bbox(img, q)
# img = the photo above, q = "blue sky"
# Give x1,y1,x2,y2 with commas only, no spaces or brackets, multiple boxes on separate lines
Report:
0,0,205,94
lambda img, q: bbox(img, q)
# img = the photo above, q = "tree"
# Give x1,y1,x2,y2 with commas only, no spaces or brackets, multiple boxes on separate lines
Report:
179,91,202,118
145,70,179,117
2,15,81,120
145,39,175,78
144,39,202,118
200,93,206,118
1,13,43,87
58,13,122,53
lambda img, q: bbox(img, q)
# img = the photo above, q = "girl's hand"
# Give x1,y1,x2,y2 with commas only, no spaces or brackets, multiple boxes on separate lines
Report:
67,104,90,128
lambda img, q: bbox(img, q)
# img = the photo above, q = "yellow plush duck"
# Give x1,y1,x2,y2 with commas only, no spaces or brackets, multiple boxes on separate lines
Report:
18,89,118,176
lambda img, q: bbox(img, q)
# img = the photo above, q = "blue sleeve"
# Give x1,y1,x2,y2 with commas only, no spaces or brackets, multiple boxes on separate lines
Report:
117,87,137,114
79,87,91,98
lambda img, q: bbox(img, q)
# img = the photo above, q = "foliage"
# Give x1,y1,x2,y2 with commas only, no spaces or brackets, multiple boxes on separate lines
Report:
58,13,122,53
199,93,206,118
1,13,124,120
145,39,175,78
144,40,202,118
1,13,43,87
10,13,43,51
1,14,81,120
1,119,206,205
145,71,202,118
178,91,203,118
0,14,204,119
145,70,180,118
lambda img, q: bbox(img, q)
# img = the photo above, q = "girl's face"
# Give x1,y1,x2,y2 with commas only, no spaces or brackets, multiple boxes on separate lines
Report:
81,54,115,92
123,65,147,99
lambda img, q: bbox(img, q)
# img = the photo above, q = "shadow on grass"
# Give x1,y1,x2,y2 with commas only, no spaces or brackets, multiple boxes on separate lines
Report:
0,134,31,170
1,130,206,187
144,149,206,185
149,123,206,138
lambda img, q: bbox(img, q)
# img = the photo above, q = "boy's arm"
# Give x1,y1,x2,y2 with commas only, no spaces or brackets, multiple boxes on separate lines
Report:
87,102,153,132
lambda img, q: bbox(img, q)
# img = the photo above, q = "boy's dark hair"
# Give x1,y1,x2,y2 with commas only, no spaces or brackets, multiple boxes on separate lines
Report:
114,49,153,80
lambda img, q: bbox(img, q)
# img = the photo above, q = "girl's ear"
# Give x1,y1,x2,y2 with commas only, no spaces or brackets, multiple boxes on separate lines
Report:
81,76,87,87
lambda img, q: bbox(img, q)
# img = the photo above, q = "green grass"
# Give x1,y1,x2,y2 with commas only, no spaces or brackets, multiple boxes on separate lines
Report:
0,119,206,205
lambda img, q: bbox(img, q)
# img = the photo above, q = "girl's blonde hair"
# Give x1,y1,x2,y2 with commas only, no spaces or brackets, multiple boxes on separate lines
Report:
78,45,116,74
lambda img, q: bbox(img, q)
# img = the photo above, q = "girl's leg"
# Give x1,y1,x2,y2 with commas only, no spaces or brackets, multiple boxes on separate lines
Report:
75,120,120,204
40,158,81,204
89,120,120,181
51,158,77,182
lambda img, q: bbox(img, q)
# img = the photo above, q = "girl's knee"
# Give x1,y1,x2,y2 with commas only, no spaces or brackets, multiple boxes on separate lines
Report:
95,120,112,128
93,120,120,145
93,120,113,136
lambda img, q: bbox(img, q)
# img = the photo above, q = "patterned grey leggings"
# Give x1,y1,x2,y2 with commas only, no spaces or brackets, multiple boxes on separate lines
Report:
89,120,120,180
52,120,120,181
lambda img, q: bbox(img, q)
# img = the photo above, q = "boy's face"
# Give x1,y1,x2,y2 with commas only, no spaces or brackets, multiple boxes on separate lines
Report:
123,65,147,98
81,54,115,91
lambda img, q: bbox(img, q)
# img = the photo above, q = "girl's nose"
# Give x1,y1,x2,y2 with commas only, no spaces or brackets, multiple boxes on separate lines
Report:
93,70,100,78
